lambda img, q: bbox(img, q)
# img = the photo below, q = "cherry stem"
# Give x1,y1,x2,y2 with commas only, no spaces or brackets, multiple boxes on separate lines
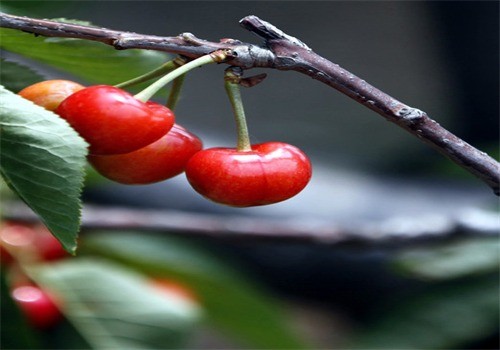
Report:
114,58,184,89
224,68,252,152
134,51,227,103
166,73,186,111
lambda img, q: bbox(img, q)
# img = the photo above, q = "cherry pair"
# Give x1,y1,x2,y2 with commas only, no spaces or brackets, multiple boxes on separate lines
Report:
59,85,203,185
20,81,202,184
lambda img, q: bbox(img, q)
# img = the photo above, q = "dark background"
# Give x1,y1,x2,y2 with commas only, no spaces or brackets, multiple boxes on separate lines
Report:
2,2,498,348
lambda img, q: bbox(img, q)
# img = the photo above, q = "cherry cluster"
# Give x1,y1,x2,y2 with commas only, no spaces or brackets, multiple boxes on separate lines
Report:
1,222,67,329
18,68,311,207
1,221,197,330
19,81,202,185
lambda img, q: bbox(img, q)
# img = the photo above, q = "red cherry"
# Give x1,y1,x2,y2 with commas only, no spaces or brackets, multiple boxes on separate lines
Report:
18,80,85,111
88,124,202,184
56,85,175,155
0,223,36,249
185,142,312,207
33,225,69,261
0,243,14,265
11,285,62,329
0,222,68,262
0,223,37,260
150,279,198,303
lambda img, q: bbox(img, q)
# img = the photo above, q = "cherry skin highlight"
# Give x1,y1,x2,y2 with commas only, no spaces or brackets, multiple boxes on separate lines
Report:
56,85,175,155
185,142,312,207
18,80,85,111
88,124,202,184
0,222,68,262
0,223,37,262
11,285,62,329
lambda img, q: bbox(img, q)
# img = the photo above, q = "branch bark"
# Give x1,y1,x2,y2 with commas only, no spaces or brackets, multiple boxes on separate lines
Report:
1,13,498,194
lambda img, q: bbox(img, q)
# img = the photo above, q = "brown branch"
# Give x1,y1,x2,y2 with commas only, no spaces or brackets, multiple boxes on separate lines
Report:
1,13,499,194
3,201,498,247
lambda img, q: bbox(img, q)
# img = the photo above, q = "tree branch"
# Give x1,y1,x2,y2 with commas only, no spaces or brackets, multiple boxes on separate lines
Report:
3,201,498,247
1,13,498,194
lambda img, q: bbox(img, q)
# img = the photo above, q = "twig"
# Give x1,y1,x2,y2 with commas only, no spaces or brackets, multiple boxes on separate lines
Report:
2,201,498,247
1,13,498,194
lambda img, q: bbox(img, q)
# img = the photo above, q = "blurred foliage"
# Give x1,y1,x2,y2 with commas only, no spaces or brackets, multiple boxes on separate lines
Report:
393,237,499,281
82,232,309,349
83,164,109,187
347,237,499,349
0,59,44,93
1,227,311,349
349,275,498,349
31,258,201,349
0,1,68,17
0,25,170,95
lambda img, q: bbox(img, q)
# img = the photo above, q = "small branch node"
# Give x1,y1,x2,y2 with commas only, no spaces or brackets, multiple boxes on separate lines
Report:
180,32,204,46
396,106,425,123
112,38,126,50
220,38,243,45
239,15,311,50
231,45,275,69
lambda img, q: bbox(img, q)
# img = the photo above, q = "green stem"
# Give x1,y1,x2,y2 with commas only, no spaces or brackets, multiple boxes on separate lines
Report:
166,74,186,111
224,71,252,152
134,53,222,103
114,60,180,89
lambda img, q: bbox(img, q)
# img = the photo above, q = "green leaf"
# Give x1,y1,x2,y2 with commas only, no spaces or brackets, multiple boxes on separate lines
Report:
82,232,309,349
0,59,45,93
0,27,170,87
31,258,201,349
348,276,499,349
0,86,88,253
393,237,500,281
